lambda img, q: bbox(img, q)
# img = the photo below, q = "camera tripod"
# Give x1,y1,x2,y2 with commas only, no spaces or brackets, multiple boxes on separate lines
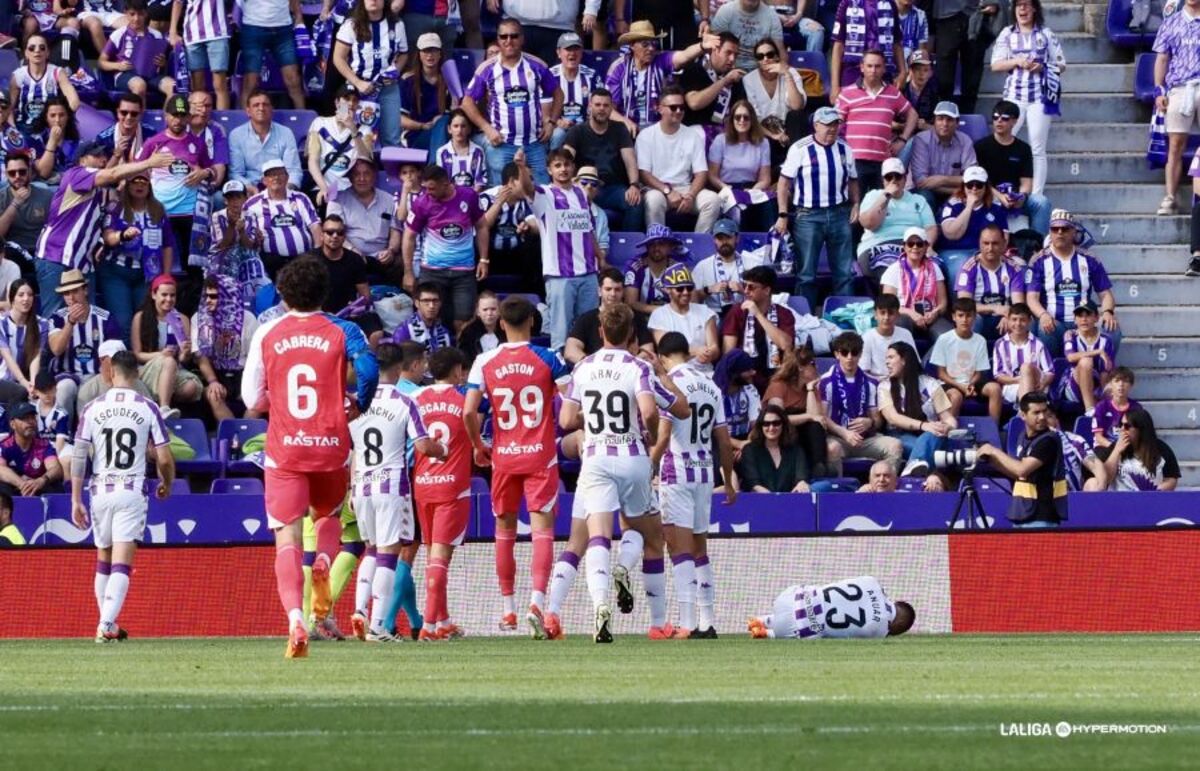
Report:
947,467,992,530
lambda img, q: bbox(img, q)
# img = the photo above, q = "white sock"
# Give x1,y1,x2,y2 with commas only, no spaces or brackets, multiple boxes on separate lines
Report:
369,565,396,632
530,590,545,609
547,555,579,615
502,594,516,617
697,560,715,630
288,608,305,626
644,564,667,628
94,571,109,614
672,558,696,630
99,569,130,627
585,543,610,609
354,553,376,614
617,530,644,573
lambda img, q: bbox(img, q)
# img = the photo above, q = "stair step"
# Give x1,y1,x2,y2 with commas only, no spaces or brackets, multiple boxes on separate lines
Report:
1112,307,1200,336
1110,276,1200,305
1044,3,1087,31
1117,338,1200,368
981,63,1133,94
1044,183,1165,215
1179,462,1200,487
1047,153,1162,184
1159,430,1200,458
1138,401,1200,429
1090,245,1185,274
1048,123,1147,153
1118,369,1200,399
1072,213,1188,244
978,93,1147,123
1054,33,1128,63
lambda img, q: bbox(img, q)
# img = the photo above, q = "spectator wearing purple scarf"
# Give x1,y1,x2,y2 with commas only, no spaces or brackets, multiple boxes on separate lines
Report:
192,274,261,421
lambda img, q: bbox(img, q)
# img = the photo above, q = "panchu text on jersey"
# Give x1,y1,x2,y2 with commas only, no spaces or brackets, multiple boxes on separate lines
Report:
349,383,427,498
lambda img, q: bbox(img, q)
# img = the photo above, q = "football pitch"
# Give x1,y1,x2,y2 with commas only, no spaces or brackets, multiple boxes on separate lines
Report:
3,635,1197,769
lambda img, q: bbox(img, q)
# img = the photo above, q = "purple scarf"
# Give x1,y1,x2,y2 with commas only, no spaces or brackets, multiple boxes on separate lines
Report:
196,274,244,372
830,366,871,428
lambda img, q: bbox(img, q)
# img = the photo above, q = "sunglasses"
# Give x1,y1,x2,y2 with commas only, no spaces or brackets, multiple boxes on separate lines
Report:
762,420,783,428
578,179,599,187
754,50,779,61
835,349,860,357
5,168,28,177
905,240,927,248
993,113,1016,121
883,173,904,181
1120,422,1134,429
497,33,521,40
118,110,142,118
26,44,46,52
661,103,684,112
204,293,220,300
733,113,752,122
1049,226,1072,233
965,181,986,189
323,229,346,236
668,285,693,292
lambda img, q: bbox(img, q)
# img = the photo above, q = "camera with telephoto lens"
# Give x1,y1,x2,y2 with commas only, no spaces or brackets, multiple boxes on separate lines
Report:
933,428,978,472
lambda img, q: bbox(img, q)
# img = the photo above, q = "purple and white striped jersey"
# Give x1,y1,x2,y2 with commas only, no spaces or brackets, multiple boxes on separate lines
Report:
36,166,109,271
0,313,50,381
434,140,488,189
659,363,726,485
1025,249,1112,323
766,576,895,639
605,51,676,129
49,305,123,380
75,388,169,495
992,333,1053,378
955,255,1026,306
12,64,62,128
1059,330,1115,403
465,54,558,147
566,348,674,459
349,383,428,498
180,0,230,44
529,183,598,278
334,17,407,82
990,25,1066,103
243,190,319,257
549,63,597,126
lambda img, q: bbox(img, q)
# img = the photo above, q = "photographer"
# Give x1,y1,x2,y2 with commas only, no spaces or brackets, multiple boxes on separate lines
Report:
976,391,1068,528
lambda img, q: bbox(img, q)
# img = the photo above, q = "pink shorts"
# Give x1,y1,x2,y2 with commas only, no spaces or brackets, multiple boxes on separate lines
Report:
265,467,349,528
491,465,559,516
417,498,470,547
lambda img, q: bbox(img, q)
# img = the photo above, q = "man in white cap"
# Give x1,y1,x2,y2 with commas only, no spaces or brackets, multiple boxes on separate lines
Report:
75,340,156,415
909,100,977,210
241,159,322,280
549,32,597,150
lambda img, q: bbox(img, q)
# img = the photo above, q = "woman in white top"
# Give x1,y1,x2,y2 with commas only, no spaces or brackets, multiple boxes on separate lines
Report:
742,38,806,125
8,33,80,131
333,0,408,147
707,100,776,231
989,0,1066,195
878,341,956,475
0,280,48,397
1103,408,1181,492
879,227,953,342
306,84,374,205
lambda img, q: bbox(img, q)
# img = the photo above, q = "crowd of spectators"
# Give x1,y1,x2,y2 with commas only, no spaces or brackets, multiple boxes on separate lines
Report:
0,0,1182,515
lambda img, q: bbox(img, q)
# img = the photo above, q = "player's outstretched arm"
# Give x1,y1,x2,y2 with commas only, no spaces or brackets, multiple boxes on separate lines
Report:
559,398,582,432
415,436,447,460
334,317,379,412
154,445,176,499
715,426,737,505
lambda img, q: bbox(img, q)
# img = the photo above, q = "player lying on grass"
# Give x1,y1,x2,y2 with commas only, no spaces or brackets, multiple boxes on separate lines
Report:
72,350,175,643
748,575,915,639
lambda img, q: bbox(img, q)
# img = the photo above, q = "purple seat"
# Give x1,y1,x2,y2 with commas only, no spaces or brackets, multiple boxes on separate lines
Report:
738,232,769,252
958,415,1002,448
1108,0,1162,47
0,50,18,83
582,50,619,79
786,295,811,317
211,477,266,495
958,114,988,143
813,476,860,492
974,477,1012,493
1073,415,1095,441
842,458,874,478
1005,415,1025,456
143,110,168,135
897,476,928,492
451,48,484,87
788,50,829,94
76,103,117,144
470,476,489,496
814,356,836,375
230,51,289,99
678,232,714,261
217,418,268,476
165,418,223,475
144,479,191,496
608,232,642,272
1134,52,1156,104
274,109,319,148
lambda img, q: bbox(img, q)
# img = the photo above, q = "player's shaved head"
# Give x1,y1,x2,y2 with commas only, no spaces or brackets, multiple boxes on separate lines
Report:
657,331,690,360
375,342,404,373
110,350,140,381
429,347,467,381
397,342,428,377
275,255,329,312
599,303,633,347
499,295,536,328
888,601,915,636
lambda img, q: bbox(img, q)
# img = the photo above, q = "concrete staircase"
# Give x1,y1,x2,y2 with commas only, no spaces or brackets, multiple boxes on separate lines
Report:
977,1,1200,487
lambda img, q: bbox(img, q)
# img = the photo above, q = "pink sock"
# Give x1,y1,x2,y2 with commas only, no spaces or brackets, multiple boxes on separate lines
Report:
274,544,304,618
531,527,554,595
495,528,516,597
313,515,342,569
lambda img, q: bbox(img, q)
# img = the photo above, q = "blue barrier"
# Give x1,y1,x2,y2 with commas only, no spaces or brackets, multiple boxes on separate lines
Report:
14,490,1200,545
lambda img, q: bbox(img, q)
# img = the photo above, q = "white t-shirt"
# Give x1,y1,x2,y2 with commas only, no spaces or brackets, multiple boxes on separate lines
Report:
861,326,916,380
635,123,707,187
691,250,766,312
648,303,716,351
0,260,20,300
929,330,990,387
241,0,293,29
878,373,951,422
742,68,805,123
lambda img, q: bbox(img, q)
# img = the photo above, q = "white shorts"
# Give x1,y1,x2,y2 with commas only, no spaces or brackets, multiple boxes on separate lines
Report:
90,489,148,549
1002,383,1020,405
78,10,125,26
353,494,414,548
573,455,653,520
1167,86,1200,134
660,481,713,534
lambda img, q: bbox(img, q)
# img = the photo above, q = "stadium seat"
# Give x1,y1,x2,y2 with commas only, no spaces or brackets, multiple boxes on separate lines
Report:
786,295,811,317
0,50,18,82
1073,415,1094,441
165,418,223,476
143,110,167,134
678,232,714,260
470,476,489,496
738,232,769,253
1005,415,1025,456
144,479,190,495
896,476,928,492
211,477,266,495
273,110,319,148
958,114,988,143
842,458,874,478
217,418,269,476
451,49,484,86
76,103,117,144
788,50,829,94
1134,52,1156,104
958,415,1002,448
582,49,619,78
812,476,860,492
230,51,289,100
608,232,642,272
814,356,836,375
1107,0,1161,47
974,477,1012,493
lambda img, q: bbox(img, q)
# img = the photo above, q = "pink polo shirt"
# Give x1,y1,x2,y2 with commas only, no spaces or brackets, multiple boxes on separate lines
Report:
836,83,911,163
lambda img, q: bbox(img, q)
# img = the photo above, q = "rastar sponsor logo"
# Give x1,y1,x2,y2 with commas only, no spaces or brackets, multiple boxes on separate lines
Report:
282,430,341,448
495,442,543,456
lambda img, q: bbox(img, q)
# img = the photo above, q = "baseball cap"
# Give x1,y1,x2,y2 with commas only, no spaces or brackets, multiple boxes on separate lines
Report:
261,159,287,174
933,100,960,119
881,157,906,177
8,402,36,420
98,340,127,359
164,94,189,115
909,50,932,67
712,218,739,237
222,179,247,196
1073,301,1099,316
557,31,583,49
963,166,988,185
902,226,928,244
1050,208,1077,229
660,262,695,289
813,106,841,125
75,139,110,163
417,32,443,50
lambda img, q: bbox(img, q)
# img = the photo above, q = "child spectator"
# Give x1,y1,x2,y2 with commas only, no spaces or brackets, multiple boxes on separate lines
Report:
929,298,1002,422
992,303,1054,409
861,294,916,381
1057,302,1116,416
1092,367,1140,449
32,370,69,457
816,332,904,475
98,0,175,101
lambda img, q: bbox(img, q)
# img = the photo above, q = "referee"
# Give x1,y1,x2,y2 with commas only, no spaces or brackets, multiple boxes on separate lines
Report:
775,106,861,309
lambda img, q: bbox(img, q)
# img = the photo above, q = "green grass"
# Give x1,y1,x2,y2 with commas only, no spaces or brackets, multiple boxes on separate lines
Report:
2,635,1198,769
